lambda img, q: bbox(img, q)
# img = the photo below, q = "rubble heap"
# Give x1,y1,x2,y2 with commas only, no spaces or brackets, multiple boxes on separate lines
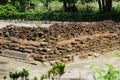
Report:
0,20,120,64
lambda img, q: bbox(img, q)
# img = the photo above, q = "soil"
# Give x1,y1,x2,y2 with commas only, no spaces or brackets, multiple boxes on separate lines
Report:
0,50,120,80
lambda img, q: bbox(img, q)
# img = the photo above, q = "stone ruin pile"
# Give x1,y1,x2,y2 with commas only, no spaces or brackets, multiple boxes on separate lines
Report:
0,20,120,65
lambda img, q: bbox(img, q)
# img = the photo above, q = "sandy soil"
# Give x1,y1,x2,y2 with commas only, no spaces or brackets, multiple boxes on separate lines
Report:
0,50,120,80
0,20,52,28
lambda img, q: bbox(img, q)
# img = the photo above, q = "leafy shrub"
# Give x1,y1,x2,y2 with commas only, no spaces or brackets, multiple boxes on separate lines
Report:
9,71,20,80
41,62,66,80
8,68,29,80
91,64,120,80
0,8,120,22
19,68,29,80
0,4,18,19
115,4,120,12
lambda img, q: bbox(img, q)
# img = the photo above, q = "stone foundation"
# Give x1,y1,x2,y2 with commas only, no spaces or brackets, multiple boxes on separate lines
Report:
0,20,120,65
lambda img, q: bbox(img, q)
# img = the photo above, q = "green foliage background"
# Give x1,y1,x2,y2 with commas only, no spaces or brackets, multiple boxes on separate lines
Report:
0,0,120,21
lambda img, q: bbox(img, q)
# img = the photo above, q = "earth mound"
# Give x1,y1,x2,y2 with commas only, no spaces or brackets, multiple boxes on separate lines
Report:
0,20,120,65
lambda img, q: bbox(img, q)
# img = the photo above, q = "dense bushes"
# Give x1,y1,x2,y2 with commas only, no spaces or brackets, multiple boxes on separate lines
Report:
0,4,18,19
0,12,120,22
0,4,120,21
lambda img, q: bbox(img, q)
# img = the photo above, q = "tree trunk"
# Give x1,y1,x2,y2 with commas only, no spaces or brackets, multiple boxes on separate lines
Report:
63,0,67,12
72,4,78,12
106,0,112,12
0,0,8,5
101,0,105,12
98,0,102,12
98,0,112,13
19,1,26,12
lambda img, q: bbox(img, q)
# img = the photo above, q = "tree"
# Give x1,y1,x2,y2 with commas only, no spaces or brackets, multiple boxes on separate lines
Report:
80,0,93,5
39,0,53,9
80,0,94,12
97,0,112,13
0,0,8,5
18,0,33,11
10,0,16,6
59,0,78,12
9,0,32,12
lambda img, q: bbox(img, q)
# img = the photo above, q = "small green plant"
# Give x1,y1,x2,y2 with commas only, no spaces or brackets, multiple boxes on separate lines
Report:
8,68,29,80
40,74,47,80
113,52,120,57
33,76,38,80
20,68,29,80
9,71,20,80
41,62,66,80
19,70,25,80
91,64,120,80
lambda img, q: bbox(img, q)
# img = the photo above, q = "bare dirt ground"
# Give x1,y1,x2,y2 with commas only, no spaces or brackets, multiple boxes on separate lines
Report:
0,20,52,28
0,50,120,80
0,20,98,28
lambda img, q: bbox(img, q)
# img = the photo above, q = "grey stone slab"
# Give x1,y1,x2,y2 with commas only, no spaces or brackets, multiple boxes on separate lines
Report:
1,49,29,60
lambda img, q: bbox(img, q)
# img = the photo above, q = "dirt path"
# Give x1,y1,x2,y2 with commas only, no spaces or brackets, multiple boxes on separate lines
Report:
0,20,52,28
0,50,120,80
0,55,50,80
